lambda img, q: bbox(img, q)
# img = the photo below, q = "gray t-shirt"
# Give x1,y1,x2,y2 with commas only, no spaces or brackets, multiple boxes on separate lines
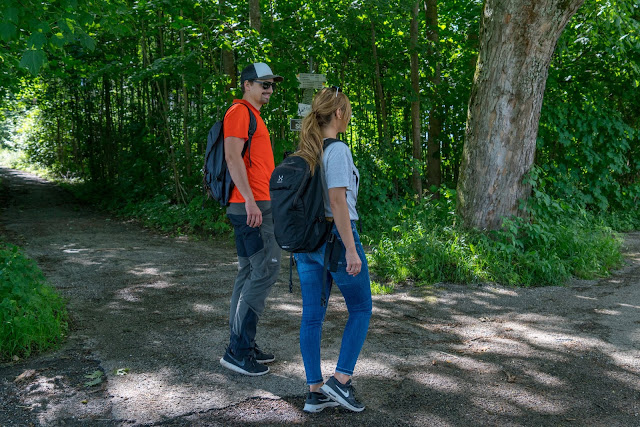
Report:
321,139,359,220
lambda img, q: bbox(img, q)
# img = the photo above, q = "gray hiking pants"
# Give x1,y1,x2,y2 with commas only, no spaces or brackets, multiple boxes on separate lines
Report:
226,201,281,357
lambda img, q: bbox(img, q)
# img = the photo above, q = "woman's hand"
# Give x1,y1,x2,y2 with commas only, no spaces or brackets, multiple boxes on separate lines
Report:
345,247,361,276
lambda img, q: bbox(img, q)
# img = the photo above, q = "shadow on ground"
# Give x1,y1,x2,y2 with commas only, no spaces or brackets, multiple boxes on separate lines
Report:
1,167,639,426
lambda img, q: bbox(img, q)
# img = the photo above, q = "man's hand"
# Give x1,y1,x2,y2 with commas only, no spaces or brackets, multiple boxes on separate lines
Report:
245,200,262,228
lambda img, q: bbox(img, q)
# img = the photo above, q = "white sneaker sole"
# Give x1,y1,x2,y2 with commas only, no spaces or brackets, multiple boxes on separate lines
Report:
219,357,269,376
320,385,365,412
303,401,340,413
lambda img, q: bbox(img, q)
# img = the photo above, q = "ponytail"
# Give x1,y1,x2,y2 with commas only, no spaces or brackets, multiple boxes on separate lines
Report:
295,87,352,175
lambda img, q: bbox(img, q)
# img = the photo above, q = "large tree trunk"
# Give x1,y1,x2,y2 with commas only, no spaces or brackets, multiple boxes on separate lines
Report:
457,0,584,230
410,2,422,195
425,0,442,193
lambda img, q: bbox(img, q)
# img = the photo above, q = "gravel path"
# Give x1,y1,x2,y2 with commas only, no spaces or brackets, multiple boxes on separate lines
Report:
1,166,639,426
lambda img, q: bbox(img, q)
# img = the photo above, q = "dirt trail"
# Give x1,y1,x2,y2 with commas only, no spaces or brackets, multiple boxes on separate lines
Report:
1,166,639,427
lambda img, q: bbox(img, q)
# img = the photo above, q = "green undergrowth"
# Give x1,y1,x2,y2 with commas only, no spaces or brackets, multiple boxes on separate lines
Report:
117,194,232,237
0,150,232,239
370,190,628,288
0,240,68,361
3,154,635,292
65,181,233,238
0,147,53,178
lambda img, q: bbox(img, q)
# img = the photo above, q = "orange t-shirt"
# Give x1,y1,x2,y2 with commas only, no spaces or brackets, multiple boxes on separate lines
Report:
223,100,275,203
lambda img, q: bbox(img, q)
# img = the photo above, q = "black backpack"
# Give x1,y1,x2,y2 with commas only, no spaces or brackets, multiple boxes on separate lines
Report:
203,103,256,207
269,138,339,253
270,139,341,306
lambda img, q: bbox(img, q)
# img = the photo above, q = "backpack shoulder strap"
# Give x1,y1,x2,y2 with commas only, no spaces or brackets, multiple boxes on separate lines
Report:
322,138,342,149
225,103,257,166
242,104,257,166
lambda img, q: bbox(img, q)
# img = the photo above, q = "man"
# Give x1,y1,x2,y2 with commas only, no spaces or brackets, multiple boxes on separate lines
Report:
219,63,283,376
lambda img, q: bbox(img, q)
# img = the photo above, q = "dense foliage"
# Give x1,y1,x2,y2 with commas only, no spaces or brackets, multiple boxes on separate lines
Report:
371,188,625,288
1,0,639,288
0,239,68,361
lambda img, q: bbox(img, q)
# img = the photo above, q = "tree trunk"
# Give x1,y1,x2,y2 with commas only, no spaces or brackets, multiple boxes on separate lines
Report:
220,0,236,92
249,0,261,32
457,0,584,230
103,76,114,180
180,9,191,177
410,2,422,195
370,20,389,150
425,0,442,193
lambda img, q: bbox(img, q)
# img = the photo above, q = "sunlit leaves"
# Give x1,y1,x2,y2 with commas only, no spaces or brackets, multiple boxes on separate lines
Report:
1,0,638,236
0,0,99,77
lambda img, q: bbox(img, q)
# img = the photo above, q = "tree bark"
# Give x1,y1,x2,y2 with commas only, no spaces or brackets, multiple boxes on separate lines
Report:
180,9,191,177
410,2,422,195
220,0,236,92
103,76,114,180
370,20,389,150
249,0,261,32
425,0,442,193
457,0,584,230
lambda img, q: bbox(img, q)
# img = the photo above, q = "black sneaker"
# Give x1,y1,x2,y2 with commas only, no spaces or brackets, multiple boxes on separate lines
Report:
303,391,340,413
220,349,269,376
320,376,365,412
253,344,275,364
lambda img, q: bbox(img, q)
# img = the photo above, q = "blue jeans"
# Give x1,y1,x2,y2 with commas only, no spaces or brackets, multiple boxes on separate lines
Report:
294,221,372,385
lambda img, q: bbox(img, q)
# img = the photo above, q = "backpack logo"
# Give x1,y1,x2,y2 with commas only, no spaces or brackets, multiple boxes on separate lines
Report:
277,175,283,183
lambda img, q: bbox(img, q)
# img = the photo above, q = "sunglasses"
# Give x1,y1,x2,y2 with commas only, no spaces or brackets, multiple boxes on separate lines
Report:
253,80,277,90
331,85,342,97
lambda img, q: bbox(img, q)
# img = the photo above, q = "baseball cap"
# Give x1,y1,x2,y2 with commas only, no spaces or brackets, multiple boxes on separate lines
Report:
240,63,283,83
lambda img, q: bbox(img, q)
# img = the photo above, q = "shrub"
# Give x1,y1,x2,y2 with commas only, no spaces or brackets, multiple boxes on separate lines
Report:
370,189,624,288
0,241,68,361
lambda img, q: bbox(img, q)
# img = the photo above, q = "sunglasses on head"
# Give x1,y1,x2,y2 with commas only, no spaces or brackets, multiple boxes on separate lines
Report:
331,85,342,97
253,80,277,90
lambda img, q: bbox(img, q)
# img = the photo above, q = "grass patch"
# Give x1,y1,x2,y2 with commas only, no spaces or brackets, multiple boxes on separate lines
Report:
369,193,625,289
0,240,68,361
370,280,395,295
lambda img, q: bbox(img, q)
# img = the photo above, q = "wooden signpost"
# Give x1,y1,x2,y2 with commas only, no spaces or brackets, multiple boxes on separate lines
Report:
290,73,326,132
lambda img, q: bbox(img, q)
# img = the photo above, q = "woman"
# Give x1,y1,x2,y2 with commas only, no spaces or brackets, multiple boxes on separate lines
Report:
293,87,372,413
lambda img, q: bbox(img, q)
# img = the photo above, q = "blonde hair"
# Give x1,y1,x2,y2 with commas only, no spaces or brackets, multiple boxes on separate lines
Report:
296,87,352,174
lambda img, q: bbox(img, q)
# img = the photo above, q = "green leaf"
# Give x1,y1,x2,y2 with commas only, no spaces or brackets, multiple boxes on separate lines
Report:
27,32,47,49
50,32,65,49
3,7,19,23
84,370,104,387
36,22,51,33
114,367,129,375
79,32,96,51
19,49,46,75
0,22,16,41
